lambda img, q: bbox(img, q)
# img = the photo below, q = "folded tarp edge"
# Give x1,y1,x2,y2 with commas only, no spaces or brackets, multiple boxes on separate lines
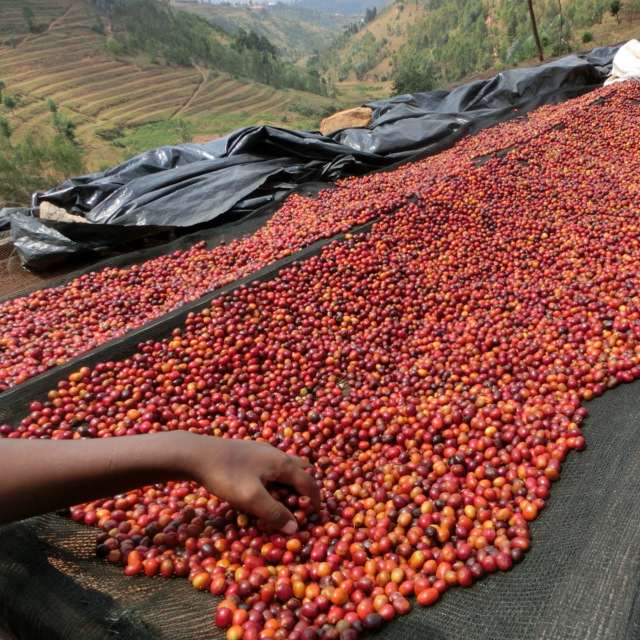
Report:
18,45,619,268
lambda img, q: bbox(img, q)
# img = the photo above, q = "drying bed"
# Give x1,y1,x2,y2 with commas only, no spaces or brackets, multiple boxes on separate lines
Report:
0,52,616,392
2,81,640,640
0,178,406,392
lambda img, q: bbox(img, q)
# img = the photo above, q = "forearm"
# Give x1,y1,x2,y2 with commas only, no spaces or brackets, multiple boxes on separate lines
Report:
0,431,195,525
1,431,321,532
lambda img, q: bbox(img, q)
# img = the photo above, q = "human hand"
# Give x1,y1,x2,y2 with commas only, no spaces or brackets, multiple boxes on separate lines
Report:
184,435,321,535
0,432,320,529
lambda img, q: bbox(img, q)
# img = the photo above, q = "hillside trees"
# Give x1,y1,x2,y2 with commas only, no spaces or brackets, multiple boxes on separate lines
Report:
0,116,11,141
46,99,77,142
392,51,435,94
627,0,640,19
2,94,17,114
350,33,389,80
564,0,608,27
399,0,493,85
232,29,278,57
318,0,614,90
317,29,388,83
610,0,622,22
21,6,40,34
0,89,85,206
52,112,77,142
93,0,326,95
1,93,26,114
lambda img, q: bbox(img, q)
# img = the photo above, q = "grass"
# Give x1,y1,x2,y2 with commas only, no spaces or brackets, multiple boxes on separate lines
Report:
332,80,393,105
122,120,196,153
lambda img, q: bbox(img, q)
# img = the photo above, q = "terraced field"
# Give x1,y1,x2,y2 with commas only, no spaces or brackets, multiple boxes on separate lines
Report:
0,1,71,40
0,0,342,173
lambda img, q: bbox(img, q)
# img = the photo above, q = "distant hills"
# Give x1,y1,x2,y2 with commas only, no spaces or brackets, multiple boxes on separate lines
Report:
85,0,326,93
296,0,395,14
180,0,395,15
0,0,636,208
170,1,350,62
176,0,636,99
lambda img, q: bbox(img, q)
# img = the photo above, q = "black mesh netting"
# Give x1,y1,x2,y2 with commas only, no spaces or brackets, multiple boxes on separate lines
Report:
1,378,638,640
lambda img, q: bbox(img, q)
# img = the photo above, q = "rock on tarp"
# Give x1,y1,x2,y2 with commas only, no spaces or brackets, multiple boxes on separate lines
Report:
14,45,618,269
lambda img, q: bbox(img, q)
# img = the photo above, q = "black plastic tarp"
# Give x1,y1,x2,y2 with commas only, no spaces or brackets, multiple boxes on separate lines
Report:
9,214,173,271
334,46,618,157
0,207,30,232
35,143,381,225
12,45,619,269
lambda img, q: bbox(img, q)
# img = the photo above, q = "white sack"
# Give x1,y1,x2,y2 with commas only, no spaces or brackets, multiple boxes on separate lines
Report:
605,39,640,85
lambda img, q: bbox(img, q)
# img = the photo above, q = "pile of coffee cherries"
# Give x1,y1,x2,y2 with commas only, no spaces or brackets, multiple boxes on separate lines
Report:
3,81,640,640
0,175,407,391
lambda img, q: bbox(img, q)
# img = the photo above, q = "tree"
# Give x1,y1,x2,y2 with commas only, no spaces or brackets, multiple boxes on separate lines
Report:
392,52,435,95
2,94,18,114
52,112,77,142
610,0,621,23
92,18,106,35
629,0,640,20
527,0,544,61
21,5,38,33
0,115,12,140
177,120,193,144
48,136,85,176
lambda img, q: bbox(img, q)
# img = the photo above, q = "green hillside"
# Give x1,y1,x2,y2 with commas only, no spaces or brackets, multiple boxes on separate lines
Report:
1,0,637,209
0,0,343,206
88,0,327,93
318,0,640,93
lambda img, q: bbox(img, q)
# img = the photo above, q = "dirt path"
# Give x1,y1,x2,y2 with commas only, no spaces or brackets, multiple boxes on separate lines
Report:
18,2,74,46
171,64,207,119
103,16,114,41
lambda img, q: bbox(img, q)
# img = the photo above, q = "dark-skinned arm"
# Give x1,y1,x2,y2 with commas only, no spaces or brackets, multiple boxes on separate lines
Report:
0,431,320,533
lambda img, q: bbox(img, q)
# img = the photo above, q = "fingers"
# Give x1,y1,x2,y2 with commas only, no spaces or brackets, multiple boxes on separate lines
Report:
207,439,321,534
242,483,299,534
272,455,322,512
291,455,314,470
